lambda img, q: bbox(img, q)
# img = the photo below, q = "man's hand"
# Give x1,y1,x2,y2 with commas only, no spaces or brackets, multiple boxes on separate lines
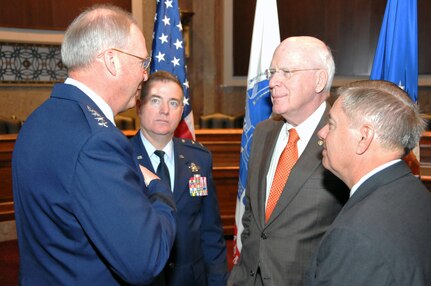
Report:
139,165,160,186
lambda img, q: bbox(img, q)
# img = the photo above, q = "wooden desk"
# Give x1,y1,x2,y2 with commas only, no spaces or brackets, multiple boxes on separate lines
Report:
420,131,431,190
0,134,16,221
195,129,242,235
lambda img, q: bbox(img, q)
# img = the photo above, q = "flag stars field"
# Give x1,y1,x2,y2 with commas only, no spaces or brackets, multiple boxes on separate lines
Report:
171,57,180,67
155,51,165,62
164,0,173,9
162,15,170,26
159,33,168,44
174,39,183,50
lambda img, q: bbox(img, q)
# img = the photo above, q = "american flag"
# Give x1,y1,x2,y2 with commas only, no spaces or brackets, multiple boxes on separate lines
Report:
151,0,195,139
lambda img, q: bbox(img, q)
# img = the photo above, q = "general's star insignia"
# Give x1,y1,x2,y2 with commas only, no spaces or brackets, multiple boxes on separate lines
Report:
87,106,108,128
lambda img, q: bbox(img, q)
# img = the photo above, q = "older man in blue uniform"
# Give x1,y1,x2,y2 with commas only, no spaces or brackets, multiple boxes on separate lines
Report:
12,5,176,285
130,71,228,286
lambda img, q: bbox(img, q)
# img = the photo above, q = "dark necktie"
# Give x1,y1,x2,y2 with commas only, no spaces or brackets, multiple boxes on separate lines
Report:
154,150,171,188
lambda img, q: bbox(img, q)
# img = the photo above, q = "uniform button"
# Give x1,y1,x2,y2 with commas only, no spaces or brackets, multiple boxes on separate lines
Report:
250,270,255,277
261,232,267,239
168,262,175,269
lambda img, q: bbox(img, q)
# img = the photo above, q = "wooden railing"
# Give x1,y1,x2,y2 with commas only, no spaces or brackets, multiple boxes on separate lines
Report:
4,130,429,234
419,131,431,190
194,129,242,236
0,129,242,236
0,134,15,221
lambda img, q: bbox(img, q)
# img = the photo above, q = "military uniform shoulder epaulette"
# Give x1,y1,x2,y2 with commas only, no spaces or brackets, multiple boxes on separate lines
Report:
178,138,210,153
82,104,112,131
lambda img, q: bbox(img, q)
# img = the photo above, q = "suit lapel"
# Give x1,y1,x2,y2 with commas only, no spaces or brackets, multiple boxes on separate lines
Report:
266,107,329,225
130,133,155,173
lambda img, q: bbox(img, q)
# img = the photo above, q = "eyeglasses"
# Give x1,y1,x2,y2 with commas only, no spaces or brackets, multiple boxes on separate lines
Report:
110,48,152,70
265,68,321,80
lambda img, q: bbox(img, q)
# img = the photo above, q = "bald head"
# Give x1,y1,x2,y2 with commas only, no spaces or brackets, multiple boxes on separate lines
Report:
275,36,335,92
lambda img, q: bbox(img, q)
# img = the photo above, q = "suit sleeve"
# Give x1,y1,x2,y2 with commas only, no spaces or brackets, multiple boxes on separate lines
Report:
306,227,395,286
71,130,176,285
200,153,229,285
240,124,263,245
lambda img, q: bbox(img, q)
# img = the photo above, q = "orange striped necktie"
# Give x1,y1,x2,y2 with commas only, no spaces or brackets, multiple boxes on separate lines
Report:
265,128,300,223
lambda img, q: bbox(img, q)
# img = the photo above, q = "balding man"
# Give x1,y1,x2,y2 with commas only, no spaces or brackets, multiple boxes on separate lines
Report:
229,36,348,286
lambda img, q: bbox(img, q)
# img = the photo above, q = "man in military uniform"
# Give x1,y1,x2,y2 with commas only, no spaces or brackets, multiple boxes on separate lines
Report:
130,71,228,286
12,5,176,285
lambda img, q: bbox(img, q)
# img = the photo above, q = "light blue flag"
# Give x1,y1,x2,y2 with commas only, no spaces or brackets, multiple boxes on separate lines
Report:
370,0,418,102
233,0,280,263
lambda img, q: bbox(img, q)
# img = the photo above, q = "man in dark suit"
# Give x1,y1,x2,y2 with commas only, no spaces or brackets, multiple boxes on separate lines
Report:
130,71,228,286
229,36,348,286
306,80,431,286
12,5,176,285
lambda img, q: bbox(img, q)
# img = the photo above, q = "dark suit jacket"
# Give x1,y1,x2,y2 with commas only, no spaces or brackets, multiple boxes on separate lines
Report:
12,83,176,285
306,161,431,286
229,107,349,286
130,133,228,286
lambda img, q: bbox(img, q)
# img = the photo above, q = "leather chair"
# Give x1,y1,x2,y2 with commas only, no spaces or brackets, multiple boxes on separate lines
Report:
422,114,431,131
114,115,136,130
0,117,22,134
199,113,235,128
233,112,245,128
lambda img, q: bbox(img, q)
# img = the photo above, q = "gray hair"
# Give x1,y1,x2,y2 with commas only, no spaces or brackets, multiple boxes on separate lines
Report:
61,4,137,70
317,44,335,92
337,80,425,154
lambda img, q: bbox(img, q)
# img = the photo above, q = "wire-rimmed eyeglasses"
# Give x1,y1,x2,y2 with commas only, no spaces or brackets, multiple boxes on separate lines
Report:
109,48,152,70
265,67,321,80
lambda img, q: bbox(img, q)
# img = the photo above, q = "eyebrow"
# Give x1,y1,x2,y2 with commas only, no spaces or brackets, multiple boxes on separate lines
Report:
150,94,181,102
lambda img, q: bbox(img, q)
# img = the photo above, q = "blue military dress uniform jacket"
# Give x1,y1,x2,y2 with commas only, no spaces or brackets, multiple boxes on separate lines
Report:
130,133,228,286
12,83,176,285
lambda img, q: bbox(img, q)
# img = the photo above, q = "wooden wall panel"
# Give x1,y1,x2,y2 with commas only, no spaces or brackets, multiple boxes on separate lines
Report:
233,0,431,76
0,0,131,30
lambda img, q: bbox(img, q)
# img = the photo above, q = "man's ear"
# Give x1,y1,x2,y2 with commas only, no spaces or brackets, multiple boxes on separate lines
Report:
101,49,117,76
356,124,374,154
315,70,328,93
